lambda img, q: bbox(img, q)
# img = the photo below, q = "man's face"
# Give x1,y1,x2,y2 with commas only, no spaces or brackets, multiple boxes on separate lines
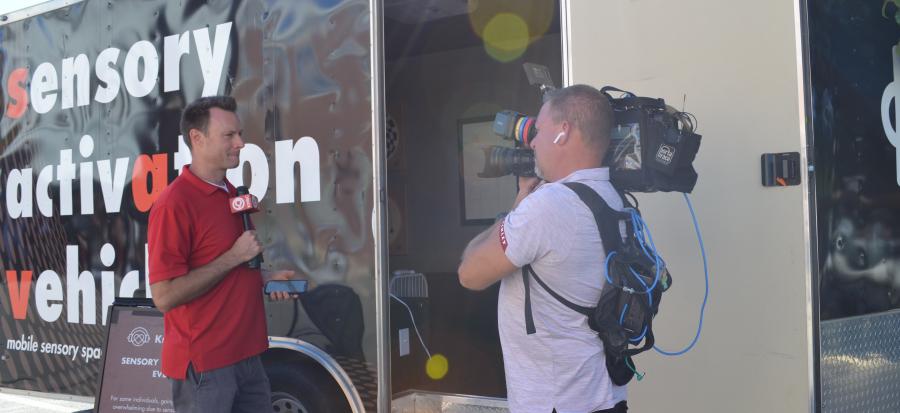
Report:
192,107,244,171
531,101,563,180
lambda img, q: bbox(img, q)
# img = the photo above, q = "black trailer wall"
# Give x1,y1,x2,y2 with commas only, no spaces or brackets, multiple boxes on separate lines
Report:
0,0,377,399
809,1,900,411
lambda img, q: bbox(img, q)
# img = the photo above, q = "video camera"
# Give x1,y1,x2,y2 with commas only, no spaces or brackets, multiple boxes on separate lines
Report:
479,63,702,193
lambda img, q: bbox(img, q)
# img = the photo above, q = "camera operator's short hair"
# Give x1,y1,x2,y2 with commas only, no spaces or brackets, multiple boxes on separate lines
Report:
544,84,613,151
180,96,237,149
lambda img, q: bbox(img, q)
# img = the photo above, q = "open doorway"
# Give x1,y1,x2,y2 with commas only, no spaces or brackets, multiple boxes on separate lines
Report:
383,0,563,399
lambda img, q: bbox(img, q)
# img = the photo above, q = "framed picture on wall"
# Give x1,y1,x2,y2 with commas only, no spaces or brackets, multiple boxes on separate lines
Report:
458,116,518,225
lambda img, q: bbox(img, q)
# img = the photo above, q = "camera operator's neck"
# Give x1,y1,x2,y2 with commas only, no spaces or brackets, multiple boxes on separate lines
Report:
546,152,602,182
565,138,604,171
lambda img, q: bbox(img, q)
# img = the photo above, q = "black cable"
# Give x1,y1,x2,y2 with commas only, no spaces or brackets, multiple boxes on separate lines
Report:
624,191,639,209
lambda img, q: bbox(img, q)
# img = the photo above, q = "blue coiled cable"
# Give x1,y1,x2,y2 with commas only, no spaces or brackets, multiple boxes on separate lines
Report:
606,194,708,354
653,193,708,356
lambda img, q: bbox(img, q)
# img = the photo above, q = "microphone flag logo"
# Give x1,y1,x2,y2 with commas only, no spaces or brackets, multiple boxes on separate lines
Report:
231,196,246,211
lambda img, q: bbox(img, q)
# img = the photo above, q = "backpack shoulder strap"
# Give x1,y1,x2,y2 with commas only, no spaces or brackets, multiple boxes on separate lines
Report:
562,182,625,253
524,265,592,334
523,182,626,334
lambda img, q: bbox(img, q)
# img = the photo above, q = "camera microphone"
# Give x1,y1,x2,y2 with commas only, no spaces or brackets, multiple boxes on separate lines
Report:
229,186,262,269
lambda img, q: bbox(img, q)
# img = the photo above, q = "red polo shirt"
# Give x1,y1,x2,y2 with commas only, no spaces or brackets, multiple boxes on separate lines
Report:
147,165,268,379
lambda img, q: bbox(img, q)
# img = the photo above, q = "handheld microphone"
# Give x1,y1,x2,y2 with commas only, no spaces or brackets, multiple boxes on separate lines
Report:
230,186,262,269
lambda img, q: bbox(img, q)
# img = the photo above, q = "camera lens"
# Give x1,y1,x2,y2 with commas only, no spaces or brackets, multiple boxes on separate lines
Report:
478,146,536,178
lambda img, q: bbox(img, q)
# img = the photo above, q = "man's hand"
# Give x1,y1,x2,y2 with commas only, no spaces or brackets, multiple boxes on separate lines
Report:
513,177,543,209
151,235,260,313
265,269,300,301
227,230,262,266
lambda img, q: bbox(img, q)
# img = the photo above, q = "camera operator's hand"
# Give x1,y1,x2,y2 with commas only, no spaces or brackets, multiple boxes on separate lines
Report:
513,177,543,209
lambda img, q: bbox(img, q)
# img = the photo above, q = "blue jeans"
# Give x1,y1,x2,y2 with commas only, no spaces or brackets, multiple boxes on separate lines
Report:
170,355,272,413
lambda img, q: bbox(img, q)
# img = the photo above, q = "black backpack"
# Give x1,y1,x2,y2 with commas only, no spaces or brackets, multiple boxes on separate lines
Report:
522,182,672,385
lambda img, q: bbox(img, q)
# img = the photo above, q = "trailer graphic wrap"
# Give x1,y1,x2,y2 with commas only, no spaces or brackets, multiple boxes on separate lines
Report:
0,0,375,399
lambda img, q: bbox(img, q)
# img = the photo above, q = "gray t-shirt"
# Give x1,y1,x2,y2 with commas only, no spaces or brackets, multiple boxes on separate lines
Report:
499,168,627,413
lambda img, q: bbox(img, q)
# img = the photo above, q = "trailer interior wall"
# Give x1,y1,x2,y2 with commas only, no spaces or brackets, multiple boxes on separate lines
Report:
386,35,561,273
566,1,812,412
384,22,562,397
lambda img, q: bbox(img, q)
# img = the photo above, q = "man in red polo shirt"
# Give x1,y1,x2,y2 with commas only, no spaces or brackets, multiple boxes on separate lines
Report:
148,96,293,412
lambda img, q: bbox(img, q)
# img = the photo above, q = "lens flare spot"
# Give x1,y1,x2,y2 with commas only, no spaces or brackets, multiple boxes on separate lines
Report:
483,13,529,62
425,354,449,380
468,1,553,42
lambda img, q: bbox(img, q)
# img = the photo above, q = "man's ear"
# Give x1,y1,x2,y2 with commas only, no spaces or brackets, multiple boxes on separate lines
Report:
561,121,570,134
554,122,571,145
189,128,203,148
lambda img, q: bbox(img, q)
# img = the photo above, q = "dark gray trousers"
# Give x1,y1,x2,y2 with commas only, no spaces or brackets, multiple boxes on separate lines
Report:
170,355,272,413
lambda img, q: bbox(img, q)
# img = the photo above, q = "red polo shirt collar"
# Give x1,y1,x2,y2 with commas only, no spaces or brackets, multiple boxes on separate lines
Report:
180,165,235,195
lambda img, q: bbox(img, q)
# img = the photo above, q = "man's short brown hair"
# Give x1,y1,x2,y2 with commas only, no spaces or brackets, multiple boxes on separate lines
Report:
544,84,614,153
180,96,237,149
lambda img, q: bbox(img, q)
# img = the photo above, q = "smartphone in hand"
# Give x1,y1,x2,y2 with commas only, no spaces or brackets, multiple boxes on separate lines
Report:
264,280,308,295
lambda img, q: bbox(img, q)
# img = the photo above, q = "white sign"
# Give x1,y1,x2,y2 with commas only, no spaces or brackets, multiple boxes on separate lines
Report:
880,45,900,186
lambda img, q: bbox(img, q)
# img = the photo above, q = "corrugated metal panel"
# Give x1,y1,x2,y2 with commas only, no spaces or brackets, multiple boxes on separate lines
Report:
821,311,900,412
392,391,508,413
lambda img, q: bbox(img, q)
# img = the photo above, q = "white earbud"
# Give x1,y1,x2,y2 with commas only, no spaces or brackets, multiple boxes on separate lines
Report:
553,132,566,144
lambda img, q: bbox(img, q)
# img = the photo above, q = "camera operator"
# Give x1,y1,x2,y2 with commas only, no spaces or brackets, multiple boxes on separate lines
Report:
459,84,628,413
